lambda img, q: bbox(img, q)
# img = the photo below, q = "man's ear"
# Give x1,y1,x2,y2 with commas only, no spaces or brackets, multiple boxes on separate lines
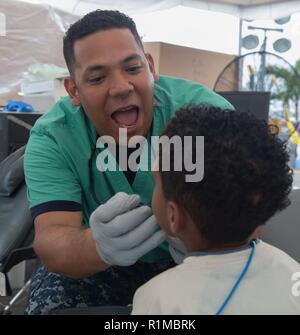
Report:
167,201,184,236
64,76,81,106
145,53,159,83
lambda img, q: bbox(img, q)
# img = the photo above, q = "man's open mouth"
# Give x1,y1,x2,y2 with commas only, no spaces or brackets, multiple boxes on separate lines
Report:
111,106,139,128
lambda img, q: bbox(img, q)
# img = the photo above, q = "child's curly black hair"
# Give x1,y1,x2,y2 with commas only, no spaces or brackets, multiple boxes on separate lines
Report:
159,105,293,244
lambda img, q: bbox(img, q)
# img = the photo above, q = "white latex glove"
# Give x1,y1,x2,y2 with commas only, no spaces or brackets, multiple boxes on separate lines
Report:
166,236,187,264
90,192,166,266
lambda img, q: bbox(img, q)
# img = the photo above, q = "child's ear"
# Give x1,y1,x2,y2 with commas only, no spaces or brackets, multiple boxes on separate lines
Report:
64,76,81,106
167,201,184,235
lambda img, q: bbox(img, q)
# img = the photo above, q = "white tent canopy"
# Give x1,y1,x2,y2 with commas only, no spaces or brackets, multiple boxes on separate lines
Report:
17,0,300,20
1,0,300,105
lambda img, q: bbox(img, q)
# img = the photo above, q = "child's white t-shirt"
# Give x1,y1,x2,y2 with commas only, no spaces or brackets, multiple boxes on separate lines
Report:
132,241,300,315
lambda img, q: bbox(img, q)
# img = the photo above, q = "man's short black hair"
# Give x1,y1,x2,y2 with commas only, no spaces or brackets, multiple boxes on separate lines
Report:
159,105,293,245
63,10,144,75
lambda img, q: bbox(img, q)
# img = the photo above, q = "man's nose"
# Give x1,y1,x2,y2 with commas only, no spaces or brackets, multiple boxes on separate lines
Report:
108,73,134,98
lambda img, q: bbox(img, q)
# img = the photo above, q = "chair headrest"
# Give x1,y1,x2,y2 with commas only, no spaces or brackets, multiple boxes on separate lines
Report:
0,146,25,196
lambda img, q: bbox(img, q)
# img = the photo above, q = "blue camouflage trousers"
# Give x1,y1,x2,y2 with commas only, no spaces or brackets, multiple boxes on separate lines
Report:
24,260,175,315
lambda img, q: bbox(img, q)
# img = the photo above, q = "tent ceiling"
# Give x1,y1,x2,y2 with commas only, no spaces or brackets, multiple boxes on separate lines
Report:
16,0,300,19
211,0,287,5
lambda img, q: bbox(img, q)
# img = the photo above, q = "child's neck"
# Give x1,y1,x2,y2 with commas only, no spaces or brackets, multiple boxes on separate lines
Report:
186,239,250,253
181,226,261,253
203,228,260,252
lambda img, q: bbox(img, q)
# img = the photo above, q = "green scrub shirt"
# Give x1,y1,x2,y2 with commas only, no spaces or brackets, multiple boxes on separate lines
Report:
24,75,233,263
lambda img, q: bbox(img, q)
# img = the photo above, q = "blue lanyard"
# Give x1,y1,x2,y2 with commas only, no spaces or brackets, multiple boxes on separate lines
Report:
215,240,257,315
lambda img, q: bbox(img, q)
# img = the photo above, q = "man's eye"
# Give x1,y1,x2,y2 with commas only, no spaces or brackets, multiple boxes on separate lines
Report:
88,76,105,84
127,65,143,73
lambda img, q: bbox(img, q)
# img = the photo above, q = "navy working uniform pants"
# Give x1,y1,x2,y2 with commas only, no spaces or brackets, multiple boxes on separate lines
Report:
25,260,175,315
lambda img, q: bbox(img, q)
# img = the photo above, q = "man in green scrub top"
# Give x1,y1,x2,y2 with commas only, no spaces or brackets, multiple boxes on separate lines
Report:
24,10,233,314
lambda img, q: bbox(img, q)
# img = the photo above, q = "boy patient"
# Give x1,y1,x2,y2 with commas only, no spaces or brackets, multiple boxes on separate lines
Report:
132,106,300,315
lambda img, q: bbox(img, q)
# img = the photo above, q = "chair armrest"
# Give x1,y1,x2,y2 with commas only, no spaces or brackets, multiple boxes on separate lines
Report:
1,246,36,274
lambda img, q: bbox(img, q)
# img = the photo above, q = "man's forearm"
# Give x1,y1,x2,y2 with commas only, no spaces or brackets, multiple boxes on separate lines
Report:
34,225,110,278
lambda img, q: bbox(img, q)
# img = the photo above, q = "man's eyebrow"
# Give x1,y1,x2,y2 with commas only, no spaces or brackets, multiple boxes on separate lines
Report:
122,54,143,64
84,64,105,74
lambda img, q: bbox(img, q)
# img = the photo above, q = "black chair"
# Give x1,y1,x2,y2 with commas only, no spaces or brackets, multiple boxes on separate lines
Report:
262,188,300,263
0,146,36,315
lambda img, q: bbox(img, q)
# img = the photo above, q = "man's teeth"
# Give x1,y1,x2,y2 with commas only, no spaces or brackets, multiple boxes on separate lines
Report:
117,106,135,112
112,106,139,127
119,124,136,128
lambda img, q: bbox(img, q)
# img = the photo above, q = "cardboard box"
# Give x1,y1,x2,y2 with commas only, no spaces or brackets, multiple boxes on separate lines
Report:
21,92,57,113
144,42,237,90
19,78,67,113
20,79,62,95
